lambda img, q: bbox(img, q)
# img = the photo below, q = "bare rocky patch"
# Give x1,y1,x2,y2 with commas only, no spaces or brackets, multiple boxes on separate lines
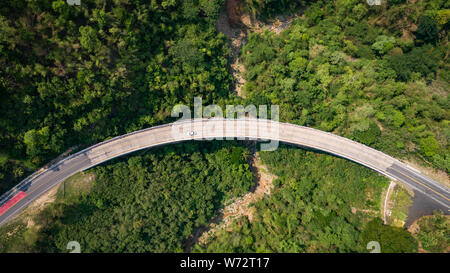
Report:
216,4,247,97
186,152,277,250
215,0,303,97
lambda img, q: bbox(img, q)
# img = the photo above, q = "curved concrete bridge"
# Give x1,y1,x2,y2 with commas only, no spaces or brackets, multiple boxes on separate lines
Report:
0,118,449,227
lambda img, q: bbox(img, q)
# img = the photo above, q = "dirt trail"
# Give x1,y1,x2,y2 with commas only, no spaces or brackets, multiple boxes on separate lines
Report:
216,6,247,97
215,0,303,97
199,152,276,244
184,152,277,251
183,0,301,250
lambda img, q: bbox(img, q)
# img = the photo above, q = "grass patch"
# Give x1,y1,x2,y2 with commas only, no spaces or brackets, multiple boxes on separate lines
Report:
55,172,95,203
0,221,38,252
0,171,95,252
387,185,413,227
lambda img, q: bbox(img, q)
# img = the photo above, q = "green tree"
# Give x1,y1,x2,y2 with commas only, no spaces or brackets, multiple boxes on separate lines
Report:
79,26,101,53
372,35,396,55
415,16,439,45
23,127,51,159
360,218,417,253
415,212,449,252
419,136,439,157
392,110,405,128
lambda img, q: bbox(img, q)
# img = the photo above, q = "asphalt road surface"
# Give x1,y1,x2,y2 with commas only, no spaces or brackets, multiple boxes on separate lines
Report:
0,118,449,227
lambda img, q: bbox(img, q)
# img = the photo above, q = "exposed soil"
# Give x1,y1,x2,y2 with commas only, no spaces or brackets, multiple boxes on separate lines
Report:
375,120,385,132
22,187,58,229
215,0,303,97
184,151,277,251
216,3,247,97
429,79,450,98
400,29,414,43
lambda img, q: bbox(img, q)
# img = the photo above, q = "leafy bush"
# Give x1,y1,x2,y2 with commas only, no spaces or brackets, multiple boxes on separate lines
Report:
372,35,396,55
360,218,417,253
414,212,449,252
386,45,440,81
356,44,376,59
415,16,439,45
353,121,381,145
419,135,440,157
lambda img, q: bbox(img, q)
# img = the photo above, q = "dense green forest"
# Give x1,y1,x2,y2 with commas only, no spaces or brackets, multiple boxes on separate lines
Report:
1,0,448,193
241,0,449,173
194,147,417,253
209,0,448,252
0,0,234,194
0,141,253,252
0,0,448,253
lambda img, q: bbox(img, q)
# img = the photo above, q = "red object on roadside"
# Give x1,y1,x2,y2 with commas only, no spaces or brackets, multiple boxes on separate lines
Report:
0,191,26,216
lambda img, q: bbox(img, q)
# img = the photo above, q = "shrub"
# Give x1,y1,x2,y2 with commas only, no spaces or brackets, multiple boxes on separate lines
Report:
353,121,381,145
415,16,439,45
419,136,439,157
372,35,396,55
386,45,440,81
360,218,417,253
356,44,375,59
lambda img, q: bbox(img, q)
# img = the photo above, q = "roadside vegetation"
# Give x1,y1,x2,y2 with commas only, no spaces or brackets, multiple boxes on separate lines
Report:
413,211,449,252
194,147,419,253
0,141,253,252
240,0,449,175
385,185,413,227
0,0,233,194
